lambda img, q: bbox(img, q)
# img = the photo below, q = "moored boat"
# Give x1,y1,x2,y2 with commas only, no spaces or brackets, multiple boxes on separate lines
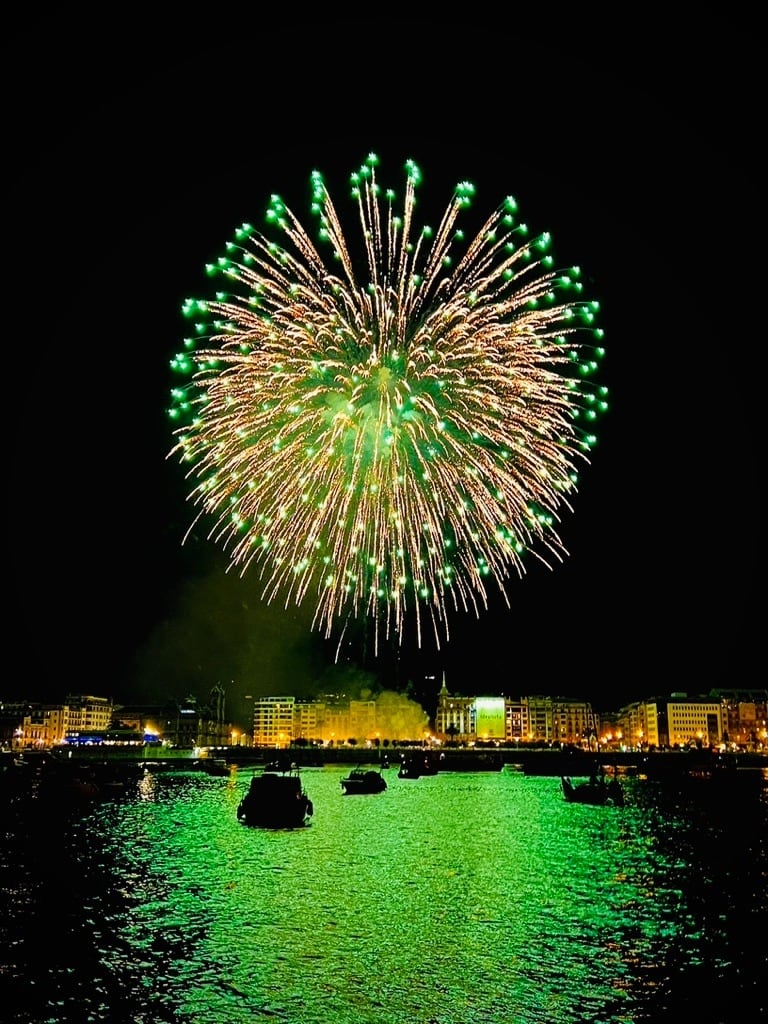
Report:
340,768,387,795
237,767,313,828
398,751,440,779
438,751,504,772
561,775,624,806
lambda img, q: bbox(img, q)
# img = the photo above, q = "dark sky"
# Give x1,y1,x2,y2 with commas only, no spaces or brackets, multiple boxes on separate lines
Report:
6,18,760,722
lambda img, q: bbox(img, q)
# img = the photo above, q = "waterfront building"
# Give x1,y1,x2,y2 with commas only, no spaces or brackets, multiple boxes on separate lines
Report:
252,695,296,748
246,691,429,747
597,709,624,749
155,688,231,749
657,694,724,748
112,703,169,740
525,695,556,744
505,698,528,743
434,681,600,748
290,695,351,747
0,701,28,748
64,695,113,737
473,696,506,742
550,698,600,748
68,687,234,750
349,699,377,744
22,704,69,748
619,700,656,749
617,694,726,750
270,693,356,747
712,689,768,749
10,695,115,749
434,677,475,743
321,697,350,746
293,698,324,744
3,684,765,753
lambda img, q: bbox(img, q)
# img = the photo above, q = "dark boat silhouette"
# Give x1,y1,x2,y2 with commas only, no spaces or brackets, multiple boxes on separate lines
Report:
340,767,387,795
398,751,439,779
237,766,313,828
561,775,624,807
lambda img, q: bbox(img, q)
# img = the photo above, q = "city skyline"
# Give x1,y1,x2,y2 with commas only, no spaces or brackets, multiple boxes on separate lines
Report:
6,21,760,720
6,684,767,758
5,681,766,740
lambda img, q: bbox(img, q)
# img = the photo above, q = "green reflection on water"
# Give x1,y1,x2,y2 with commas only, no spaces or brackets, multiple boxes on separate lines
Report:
22,765,765,1024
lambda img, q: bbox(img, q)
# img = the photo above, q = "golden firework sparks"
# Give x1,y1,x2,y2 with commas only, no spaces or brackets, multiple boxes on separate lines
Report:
168,154,608,651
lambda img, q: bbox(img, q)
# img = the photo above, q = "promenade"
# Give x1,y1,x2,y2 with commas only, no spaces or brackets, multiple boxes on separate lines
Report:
33,744,766,777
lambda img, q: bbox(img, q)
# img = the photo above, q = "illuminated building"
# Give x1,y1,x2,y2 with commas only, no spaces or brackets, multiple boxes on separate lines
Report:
252,696,296,748
434,679,599,747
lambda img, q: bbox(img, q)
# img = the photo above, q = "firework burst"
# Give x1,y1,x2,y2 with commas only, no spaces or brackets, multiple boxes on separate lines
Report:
168,153,608,651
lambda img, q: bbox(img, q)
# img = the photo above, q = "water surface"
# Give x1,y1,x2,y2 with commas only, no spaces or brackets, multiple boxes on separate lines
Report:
2,765,765,1023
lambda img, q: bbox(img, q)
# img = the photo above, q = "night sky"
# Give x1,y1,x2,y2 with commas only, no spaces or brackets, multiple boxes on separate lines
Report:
6,19,760,723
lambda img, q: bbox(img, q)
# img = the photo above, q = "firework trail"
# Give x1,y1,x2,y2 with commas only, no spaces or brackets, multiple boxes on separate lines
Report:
168,154,607,651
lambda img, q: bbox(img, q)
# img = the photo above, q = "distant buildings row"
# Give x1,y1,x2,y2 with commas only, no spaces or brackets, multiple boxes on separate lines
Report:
2,682,766,753
436,685,767,752
0,688,232,752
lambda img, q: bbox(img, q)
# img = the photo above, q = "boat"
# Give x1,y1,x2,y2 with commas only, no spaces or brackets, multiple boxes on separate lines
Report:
437,751,504,772
561,775,625,807
398,751,440,779
237,766,313,828
340,767,387,795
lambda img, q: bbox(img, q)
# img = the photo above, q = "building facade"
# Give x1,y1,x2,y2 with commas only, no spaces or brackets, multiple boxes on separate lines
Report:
433,681,599,747
3,686,765,753
609,691,768,751
252,696,297,748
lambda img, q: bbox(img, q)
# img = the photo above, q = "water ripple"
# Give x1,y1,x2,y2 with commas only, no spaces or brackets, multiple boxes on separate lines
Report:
2,765,765,1023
